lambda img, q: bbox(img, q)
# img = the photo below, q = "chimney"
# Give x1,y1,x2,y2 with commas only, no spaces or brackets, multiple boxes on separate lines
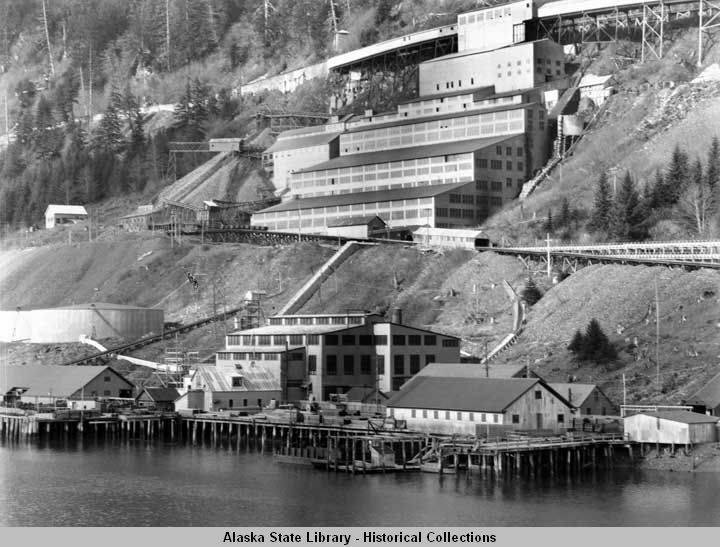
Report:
568,388,573,404
390,308,403,325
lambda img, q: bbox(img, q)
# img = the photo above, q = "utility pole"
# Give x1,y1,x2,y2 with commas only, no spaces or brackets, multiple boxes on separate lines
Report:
42,0,55,76
484,342,489,377
655,276,660,390
88,45,93,134
546,233,552,280
166,0,171,71
622,373,627,407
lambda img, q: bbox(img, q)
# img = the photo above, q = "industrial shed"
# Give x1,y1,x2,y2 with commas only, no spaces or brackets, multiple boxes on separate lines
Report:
549,383,617,416
45,204,88,229
326,215,387,239
624,411,720,445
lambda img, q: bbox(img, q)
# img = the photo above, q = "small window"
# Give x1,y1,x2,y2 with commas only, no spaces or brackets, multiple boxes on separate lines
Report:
557,414,565,424
457,412,462,421
410,355,420,374
442,339,459,347
325,335,339,345
359,334,373,345
257,399,262,408
374,335,388,345
425,355,435,365
307,335,319,345
493,414,498,423
360,355,371,374
408,334,421,346
393,334,406,345
308,355,317,374
243,399,248,407
103,376,111,382
342,334,355,345
535,390,542,400
445,411,451,420
469,412,474,422
326,355,337,375
393,355,404,375
411,409,417,418
433,410,439,419
289,335,303,345
512,414,520,424
103,390,111,396
423,409,428,418
232,377,243,387
481,413,487,422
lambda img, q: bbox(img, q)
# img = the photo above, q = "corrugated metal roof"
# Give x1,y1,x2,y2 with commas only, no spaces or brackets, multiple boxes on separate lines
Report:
685,371,720,409
326,215,385,228
344,386,389,403
255,181,475,214
296,135,519,173
414,362,537,379
265,132,340,154
1,365,133,398
197,362,280,392
413,226,488,239
387,377,541,412
343,103,530,134
579,74,613,87
635,411,720,425
45,205,88,216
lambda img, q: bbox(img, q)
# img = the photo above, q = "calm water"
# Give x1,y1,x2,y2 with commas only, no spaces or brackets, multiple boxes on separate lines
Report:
1,439,719,526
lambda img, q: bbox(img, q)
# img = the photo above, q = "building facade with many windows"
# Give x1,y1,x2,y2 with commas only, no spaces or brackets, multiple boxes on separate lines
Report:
216,313,460,401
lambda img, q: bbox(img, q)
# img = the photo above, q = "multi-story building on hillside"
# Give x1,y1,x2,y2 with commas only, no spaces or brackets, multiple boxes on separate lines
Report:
214,312,460,401
253,1,569,232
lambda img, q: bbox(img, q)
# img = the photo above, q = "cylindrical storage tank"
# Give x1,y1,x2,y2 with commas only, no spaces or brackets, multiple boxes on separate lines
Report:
28,303,164,343
0,310,33,342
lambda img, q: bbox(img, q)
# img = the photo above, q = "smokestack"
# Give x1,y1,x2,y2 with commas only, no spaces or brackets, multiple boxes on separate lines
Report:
390,308,403,325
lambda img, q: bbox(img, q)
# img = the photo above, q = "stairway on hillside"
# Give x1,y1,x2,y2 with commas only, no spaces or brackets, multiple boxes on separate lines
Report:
157,153,230,205
278,242,370,315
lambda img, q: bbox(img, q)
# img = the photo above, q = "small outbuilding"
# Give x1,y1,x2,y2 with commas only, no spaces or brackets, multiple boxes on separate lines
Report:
45,204,88,229
549,383,617,416
326,215,387,239
624,411,720,445
684,371,720,416
135,387,181,411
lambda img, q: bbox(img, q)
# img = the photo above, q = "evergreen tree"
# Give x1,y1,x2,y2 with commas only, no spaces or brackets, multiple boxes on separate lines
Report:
567,329,584,353
95,87,125,153
613,171,645,240
522,277,543,306
590,172,613,233
665,145,689,205
650,169,666,210
706,136,719,193
581,319,617,363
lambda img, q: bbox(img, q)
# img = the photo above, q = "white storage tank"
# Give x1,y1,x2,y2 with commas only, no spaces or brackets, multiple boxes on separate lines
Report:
24,302,164,343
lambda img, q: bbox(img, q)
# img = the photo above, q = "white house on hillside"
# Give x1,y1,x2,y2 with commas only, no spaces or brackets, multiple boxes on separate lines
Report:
45,205,88,229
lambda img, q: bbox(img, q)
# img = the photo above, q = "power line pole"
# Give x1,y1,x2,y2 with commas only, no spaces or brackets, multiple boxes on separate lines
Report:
41,0,55,76
166,0,171,71
655,276,660,390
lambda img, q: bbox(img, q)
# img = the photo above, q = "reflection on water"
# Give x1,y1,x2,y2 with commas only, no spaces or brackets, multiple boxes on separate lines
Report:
1,439,719,526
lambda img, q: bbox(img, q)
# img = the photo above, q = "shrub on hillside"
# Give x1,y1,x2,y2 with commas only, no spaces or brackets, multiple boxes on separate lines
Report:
522,278,543,306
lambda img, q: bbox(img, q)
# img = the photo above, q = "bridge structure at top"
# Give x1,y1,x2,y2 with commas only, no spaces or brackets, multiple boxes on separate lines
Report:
241,0,719,96
496,239,720,270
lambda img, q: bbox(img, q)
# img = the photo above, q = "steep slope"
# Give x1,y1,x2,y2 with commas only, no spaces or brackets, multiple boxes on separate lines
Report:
495,265,720,406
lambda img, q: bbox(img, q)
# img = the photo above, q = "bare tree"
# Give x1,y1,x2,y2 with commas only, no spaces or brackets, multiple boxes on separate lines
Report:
676,180,716,236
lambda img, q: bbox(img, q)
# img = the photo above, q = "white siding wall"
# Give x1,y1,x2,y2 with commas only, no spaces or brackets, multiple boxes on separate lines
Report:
457,1,533,52
274,145,335,192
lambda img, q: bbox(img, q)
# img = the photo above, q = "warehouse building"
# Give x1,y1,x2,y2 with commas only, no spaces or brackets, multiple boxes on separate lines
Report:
215,312,460,401
44,204,88,229
549,383,618,416
386,376,572,435
1,365,134,408
624,411,720,445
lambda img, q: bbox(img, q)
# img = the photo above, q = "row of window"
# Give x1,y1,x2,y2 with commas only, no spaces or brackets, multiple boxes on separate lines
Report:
258,198,435,220
229,333,455,347
339,111,525,155
320,353,437,376
435,208,476,219
403,409,566,424
476,179,524,192
268,316,364,326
